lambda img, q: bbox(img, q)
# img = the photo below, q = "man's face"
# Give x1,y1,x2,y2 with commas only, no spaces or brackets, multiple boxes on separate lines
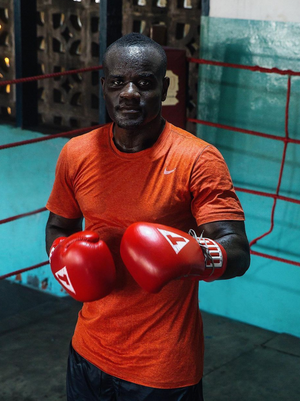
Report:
101,46,169,129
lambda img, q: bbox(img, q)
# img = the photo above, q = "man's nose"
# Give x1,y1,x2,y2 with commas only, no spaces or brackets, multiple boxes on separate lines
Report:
120,82,140,99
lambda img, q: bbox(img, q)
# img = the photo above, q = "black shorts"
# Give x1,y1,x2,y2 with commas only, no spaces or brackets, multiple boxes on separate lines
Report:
67,343,204,401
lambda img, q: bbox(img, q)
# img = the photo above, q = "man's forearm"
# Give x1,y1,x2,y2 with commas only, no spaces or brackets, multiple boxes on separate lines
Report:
198,220,250,281
217,234,250,280
45,213,83,255
46,227,68,255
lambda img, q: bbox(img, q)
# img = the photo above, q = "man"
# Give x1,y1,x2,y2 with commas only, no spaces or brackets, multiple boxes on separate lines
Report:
46,33,250,401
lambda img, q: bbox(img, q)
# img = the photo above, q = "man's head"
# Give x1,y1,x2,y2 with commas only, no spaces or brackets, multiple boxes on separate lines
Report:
101,33,169,130
103,33,167,79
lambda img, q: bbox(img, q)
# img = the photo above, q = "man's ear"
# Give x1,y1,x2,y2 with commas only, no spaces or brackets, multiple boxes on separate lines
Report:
161,76,170,102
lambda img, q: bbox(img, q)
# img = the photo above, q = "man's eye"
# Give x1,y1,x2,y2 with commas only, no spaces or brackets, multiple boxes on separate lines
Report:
110,80,123,86
138,80,151,88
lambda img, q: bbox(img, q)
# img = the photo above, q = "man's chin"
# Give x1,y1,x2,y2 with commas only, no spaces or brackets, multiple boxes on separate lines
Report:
116,119,144,129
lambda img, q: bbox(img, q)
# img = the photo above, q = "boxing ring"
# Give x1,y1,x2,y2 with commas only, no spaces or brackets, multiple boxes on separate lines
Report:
1,57,300,287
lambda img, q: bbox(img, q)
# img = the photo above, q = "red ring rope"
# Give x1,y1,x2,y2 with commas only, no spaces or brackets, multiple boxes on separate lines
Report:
0,262,49,281
188,57,300,76
249,76,291,247
0,65,102,87
0,207,47,225
0,124,103,151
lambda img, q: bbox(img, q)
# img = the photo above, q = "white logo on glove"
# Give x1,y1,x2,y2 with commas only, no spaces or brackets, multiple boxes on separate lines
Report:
55,266,76,294
157,228,189,254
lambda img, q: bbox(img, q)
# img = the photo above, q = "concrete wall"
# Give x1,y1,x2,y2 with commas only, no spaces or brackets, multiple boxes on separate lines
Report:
210,0,300,23
0,125,68,296
197,2,300,337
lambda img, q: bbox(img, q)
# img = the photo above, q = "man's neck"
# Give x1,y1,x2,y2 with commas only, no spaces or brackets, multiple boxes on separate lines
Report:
113,118,165,153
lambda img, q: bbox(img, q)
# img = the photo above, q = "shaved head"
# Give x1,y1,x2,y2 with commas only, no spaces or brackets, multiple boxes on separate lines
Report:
103,33,167,79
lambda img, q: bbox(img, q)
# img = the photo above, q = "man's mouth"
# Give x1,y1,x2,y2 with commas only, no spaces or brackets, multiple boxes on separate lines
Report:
118,107,141,114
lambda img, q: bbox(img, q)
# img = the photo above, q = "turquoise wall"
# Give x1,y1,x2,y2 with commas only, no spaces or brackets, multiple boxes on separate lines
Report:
197,17,300,337
0,125,68,296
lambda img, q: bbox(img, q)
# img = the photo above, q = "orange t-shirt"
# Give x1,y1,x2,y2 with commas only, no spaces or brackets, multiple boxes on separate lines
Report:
46,121,244,388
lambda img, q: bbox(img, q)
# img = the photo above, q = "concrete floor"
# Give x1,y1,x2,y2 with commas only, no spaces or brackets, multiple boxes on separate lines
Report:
1,280,299,401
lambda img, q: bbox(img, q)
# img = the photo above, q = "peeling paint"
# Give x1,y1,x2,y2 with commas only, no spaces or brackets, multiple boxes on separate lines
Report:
27,275,40,288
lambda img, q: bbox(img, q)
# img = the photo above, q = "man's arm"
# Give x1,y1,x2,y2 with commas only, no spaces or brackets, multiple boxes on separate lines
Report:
45,211,83,255
120,220,250,293
198,220,250,280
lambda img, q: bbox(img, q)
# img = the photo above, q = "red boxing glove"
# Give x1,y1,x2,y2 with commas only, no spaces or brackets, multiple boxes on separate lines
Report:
49,236,66,256
49,231,116,302
120,222,227,293
120,222,204,293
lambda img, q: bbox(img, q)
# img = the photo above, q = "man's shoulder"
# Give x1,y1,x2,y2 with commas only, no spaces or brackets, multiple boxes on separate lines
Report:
167,122,211,152
66,123,111,151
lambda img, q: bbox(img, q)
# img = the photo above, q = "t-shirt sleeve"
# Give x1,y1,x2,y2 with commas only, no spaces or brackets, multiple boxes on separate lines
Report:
190,145,245,226
46,143,83,219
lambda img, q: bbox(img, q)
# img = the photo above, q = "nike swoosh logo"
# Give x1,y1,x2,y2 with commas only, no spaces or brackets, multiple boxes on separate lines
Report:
164,168,176,175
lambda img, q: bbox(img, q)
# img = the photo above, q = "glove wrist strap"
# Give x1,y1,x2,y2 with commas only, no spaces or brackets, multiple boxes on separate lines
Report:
188,230,227,282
